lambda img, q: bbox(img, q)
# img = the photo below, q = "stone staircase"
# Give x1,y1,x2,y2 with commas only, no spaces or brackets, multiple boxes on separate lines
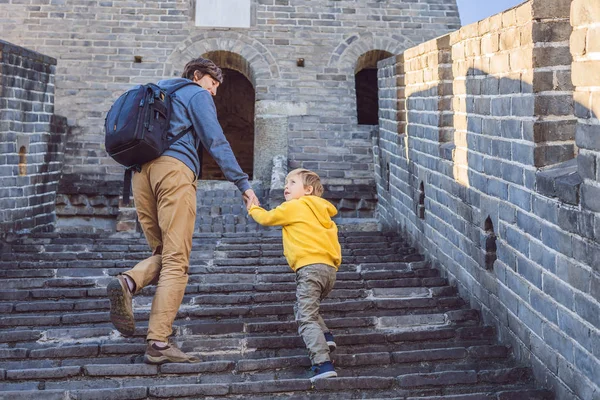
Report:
0,229,553,399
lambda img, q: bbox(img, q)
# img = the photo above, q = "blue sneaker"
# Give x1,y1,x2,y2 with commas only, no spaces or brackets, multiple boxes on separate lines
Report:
324,332,336,352
310,361,337,382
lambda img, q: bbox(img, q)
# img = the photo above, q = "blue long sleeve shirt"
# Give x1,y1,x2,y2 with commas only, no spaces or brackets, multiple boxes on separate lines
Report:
158,78,251,194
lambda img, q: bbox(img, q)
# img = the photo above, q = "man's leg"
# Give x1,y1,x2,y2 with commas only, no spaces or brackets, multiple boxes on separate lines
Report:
145,156,197,344
122,165,165,294
108,163,163,336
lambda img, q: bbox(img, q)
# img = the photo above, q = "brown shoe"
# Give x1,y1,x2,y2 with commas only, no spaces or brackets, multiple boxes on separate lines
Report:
107,275,135,336
144,341,201,364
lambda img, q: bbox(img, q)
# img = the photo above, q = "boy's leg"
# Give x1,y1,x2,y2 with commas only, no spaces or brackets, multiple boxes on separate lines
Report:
294,264,336,365
316,268,336,351
145,156,197,344
316,268,336,333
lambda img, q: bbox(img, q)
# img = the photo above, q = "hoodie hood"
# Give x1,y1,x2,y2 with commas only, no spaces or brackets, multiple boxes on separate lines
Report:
299,196,337,228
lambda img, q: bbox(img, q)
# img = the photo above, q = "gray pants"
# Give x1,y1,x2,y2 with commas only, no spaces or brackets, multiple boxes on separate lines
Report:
294,263,337,365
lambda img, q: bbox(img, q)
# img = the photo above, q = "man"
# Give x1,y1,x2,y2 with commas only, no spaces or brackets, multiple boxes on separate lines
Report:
107,57,260,364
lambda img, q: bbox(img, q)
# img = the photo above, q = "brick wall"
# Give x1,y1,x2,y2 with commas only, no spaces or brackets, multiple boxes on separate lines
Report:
0,40,66,236
571,0,600,214
376,0,600,399
0,0,459,188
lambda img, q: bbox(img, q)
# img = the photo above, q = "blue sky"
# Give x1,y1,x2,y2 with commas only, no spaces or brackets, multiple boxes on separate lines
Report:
456,0,526,26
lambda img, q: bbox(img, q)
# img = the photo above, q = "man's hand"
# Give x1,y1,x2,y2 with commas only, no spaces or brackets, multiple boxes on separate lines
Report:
243,189,260,210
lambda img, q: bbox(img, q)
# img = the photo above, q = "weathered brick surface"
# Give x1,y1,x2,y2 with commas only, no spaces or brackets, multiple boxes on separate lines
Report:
376,1,600,399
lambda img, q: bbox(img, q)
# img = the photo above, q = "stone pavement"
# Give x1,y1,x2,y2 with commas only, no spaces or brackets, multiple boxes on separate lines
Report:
0,228,553,399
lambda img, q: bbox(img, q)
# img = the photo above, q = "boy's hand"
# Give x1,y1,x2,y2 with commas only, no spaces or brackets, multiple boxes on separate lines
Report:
243,189,260,210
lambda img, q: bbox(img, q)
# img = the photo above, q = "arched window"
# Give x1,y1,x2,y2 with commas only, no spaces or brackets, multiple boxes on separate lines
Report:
418,182,425,219
483,217,497,270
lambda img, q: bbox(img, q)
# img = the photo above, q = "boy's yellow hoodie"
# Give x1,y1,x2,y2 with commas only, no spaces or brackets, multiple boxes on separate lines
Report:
248,196,342,272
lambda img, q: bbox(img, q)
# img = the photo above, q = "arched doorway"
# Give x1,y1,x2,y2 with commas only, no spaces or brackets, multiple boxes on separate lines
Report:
355,50,393,125
200,51,255,180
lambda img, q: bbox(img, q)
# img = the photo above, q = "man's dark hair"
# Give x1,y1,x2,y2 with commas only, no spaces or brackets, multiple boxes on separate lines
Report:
181,57,223,84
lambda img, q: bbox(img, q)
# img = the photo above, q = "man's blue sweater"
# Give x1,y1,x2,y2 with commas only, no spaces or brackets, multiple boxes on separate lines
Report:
157,78,251,194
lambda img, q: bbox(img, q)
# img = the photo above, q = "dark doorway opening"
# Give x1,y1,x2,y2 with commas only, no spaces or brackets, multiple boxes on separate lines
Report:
355,50,393,125
356,68,379,125
201,68,255,180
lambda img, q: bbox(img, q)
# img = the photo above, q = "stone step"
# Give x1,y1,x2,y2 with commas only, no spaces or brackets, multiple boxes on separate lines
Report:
396,367,535,389
0,318,495,349
0,330,500,371
215,245,413,259
0,320,493,369
0,349,516,390
213,252,424,266
0,374,551,400
404,391,554,400
216,240,409,252
0,269,449,303
0,296,469,329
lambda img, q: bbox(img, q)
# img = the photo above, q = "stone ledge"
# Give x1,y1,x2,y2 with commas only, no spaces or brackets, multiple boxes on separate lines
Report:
58,175,123,197
536,158,581,205
0,39,57,65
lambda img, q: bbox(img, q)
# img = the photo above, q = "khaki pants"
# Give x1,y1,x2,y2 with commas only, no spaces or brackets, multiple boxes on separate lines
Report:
123,156,197,342
294,263,337,365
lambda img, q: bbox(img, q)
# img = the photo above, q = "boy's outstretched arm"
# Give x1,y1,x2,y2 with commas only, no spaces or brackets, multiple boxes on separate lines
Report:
248,203,293,227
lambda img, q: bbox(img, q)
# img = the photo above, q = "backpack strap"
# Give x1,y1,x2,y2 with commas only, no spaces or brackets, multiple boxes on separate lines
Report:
122,165,141,206
165,81,198,96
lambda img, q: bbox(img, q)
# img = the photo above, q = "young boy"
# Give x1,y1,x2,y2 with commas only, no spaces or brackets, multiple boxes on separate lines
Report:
248,168,342,381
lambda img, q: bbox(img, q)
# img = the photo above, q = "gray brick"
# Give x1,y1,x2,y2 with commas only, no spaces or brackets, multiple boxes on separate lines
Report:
530,289,557,323
149,384,229,398
543,273,573,309
532,196,559,225
581,183,600,213
574,292,600,330
558,308,593,350
508,185,531,210
84,364,157,377
541,224,573,257
70,387,148,400
6,366,81,380
504,226,529,256
574,346,600,388
556,257,591,294
230,380,311,394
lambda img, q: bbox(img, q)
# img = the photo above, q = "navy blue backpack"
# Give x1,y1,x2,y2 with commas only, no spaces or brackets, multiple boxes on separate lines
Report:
104,81,196,204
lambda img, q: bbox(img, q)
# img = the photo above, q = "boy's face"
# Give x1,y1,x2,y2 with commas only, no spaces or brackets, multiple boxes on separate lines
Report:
284,173,313,201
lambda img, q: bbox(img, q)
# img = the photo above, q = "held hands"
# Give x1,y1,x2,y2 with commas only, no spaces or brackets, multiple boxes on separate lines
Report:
243,189,260,210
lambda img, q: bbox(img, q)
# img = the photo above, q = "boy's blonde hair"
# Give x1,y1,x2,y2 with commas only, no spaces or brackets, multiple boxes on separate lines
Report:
287,168,324,197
